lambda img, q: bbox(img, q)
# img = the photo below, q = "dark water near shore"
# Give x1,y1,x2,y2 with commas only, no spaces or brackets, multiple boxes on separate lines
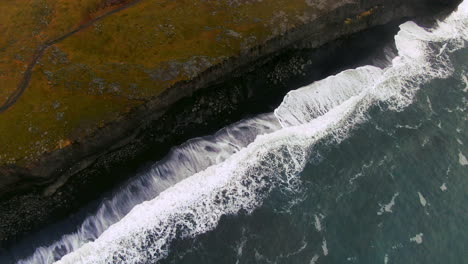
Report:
160,47,468,264
3,2,467,264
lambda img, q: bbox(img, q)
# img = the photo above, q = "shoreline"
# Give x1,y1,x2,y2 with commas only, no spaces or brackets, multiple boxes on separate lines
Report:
0,0,461,249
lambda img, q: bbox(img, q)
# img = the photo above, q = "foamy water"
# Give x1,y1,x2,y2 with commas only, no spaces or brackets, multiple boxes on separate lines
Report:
17,1,468,263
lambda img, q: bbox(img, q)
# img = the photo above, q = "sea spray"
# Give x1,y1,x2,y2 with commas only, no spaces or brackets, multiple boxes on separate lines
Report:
18,1,467,263
18,114,280,264
55,85,370,264
274,66,382,127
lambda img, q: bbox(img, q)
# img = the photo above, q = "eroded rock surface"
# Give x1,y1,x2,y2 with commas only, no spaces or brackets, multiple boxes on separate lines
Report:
0,0,461,244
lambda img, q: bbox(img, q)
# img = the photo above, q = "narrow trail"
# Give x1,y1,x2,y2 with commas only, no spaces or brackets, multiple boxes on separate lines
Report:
0,0,143,113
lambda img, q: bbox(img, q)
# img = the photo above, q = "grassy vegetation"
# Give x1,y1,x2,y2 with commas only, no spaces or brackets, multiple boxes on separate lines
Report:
0,0,336,166
0,0,132,107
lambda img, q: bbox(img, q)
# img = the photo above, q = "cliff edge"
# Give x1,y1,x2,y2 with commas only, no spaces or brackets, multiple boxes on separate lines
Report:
0,0,461,245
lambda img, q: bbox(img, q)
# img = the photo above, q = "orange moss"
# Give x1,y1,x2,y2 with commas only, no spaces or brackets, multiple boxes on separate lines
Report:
57,139,72,149
0,0,338,166
357,9,373,19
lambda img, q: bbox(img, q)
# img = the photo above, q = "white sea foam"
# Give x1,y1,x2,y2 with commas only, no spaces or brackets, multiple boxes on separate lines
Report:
410,233,424,244
18,114,280,264
18,1,467,263
377,192,399,215
54,79,371,263
462,74,468,92
310,254,320,264
314,214,323,232
321,240,329,256
234,229,247,264
418,192,428,207
274,66,382,127
458,151,468,166
440,183,448,191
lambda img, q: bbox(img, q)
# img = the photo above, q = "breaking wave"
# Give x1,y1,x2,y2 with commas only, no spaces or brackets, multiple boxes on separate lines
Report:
18,114,280,264
19,1,467,263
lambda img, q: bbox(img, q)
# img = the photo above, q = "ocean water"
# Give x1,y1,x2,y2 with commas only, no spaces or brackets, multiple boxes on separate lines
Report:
8,1,467,263
159,50,468,264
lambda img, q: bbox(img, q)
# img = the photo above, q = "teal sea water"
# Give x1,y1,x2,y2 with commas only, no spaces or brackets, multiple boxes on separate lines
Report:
159,47,468,264
8,1,467,264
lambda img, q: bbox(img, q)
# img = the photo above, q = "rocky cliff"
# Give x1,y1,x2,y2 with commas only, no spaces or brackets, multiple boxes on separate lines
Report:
0,0,461,246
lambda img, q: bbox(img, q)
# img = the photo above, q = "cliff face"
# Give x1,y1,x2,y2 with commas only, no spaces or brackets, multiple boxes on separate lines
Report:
0,0,461,244
0,0,350,181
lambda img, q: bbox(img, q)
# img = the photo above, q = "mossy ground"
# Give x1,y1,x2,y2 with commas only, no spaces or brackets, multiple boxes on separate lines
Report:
0,0,338,166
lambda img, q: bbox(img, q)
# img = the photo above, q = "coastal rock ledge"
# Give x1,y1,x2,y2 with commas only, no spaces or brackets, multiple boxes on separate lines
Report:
0,0,460,245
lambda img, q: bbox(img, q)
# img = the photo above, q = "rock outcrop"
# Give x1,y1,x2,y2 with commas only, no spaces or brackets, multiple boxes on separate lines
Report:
0,0,461,246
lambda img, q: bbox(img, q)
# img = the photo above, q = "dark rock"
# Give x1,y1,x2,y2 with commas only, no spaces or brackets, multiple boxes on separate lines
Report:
0,0,462,248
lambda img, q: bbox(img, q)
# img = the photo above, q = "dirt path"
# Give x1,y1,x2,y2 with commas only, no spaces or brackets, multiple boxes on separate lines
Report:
0,0,143,113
